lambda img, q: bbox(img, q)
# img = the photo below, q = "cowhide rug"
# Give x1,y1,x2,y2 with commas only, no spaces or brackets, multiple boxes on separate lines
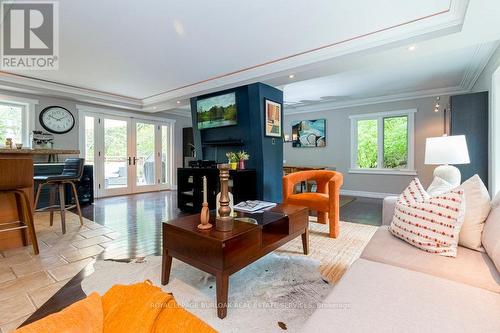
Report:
81,253,332,332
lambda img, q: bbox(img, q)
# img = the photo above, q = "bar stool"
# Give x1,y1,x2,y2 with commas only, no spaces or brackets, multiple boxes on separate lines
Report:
0,159,39,255
33,158,85,234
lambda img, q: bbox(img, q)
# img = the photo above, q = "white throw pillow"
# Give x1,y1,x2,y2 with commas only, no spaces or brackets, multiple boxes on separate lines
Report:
482,192,500,272
427,176,453,197
455,174,491,252
391,179,465,257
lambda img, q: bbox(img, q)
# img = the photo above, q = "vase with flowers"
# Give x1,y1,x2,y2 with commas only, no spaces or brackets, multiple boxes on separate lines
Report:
236,151,250,170
226,152,238,170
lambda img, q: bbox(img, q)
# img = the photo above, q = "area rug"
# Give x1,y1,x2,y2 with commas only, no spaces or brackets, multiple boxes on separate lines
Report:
81,221,378,332
82,254,330,332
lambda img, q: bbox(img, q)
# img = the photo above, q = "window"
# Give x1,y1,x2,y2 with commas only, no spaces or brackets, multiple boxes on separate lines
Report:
0,99,34,146
350,109,416,175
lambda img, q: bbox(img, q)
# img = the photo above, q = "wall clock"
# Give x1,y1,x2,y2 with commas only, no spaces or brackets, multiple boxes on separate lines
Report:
39,106,75,134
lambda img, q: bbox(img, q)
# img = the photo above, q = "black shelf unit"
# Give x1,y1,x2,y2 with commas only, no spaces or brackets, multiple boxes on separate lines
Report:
201,139,244,147
177,167,256,212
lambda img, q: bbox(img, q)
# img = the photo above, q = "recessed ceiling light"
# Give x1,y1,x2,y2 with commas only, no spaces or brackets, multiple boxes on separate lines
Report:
408,45,417,51
288,74,295,79
176,100,181,104
173,19,185,36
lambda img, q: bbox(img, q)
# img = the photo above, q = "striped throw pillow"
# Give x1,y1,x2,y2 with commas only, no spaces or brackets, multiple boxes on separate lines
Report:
397,178,430,205
390,179,465,257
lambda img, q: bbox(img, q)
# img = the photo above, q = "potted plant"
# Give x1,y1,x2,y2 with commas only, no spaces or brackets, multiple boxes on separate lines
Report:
226,152,238,170
236,151,250,170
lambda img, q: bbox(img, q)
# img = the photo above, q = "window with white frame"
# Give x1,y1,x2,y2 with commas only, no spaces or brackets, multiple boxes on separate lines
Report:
350,109,416,175
0,100,33,146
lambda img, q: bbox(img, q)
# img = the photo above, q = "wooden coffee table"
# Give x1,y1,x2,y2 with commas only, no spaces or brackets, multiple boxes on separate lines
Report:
161,204,309,319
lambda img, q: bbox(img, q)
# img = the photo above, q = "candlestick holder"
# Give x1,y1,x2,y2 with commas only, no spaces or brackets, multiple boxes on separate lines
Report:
197,202,212,230
216,163,234,231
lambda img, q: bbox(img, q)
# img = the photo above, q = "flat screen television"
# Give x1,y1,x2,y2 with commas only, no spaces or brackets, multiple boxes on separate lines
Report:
197,92,237,130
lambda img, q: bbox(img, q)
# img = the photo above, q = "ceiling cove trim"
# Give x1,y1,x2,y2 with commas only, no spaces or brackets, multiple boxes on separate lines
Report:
459,40,500,91
160,108,192,118
285,40,495,115
0,71,143,110
143,2,464,101
284,86,469,115
0,0,469,110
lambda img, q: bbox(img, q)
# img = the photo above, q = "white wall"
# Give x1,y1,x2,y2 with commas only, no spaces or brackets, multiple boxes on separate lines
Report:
473,44,500,194
0,89,190,186
284,96,448,195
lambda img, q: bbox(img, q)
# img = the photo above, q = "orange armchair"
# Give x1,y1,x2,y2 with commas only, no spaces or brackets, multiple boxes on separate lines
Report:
283,170,343,238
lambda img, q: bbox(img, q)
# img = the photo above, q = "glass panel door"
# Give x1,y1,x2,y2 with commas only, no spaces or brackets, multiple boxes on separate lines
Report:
135,121,156,189
80,111,173,198
102,116,131,196
160,124,170,186
84,116,95,166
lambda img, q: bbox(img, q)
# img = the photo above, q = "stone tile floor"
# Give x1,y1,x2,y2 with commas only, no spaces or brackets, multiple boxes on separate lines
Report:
0,212,118,333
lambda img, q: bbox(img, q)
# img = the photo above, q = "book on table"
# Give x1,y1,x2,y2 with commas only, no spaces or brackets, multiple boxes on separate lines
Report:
233,200,277,212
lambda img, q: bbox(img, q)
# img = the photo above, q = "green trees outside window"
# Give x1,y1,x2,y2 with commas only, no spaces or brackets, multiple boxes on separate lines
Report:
357,119,378,168
0,104,23,145
356,115,408,169
383,116,408,168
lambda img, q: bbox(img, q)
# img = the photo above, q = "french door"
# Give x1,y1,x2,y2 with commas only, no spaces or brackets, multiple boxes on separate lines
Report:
82,112,173,198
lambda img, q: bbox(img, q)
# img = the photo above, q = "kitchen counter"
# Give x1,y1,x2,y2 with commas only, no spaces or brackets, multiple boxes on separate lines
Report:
0,148,80,154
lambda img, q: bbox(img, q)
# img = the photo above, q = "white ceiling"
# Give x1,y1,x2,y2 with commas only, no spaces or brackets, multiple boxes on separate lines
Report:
0,0,499,114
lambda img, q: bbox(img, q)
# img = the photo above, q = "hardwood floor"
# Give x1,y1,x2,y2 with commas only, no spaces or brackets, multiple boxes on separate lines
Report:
340,197,383,226
79,191,189,260
23,190,381,326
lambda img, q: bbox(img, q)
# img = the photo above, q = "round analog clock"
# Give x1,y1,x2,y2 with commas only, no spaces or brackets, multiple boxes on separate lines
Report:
39,106,75,134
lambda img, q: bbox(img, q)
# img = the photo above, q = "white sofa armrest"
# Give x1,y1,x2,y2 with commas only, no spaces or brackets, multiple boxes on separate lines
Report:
382,196,398,226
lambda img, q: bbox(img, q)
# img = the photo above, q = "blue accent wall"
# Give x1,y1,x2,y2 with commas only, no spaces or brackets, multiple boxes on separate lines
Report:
190,82,283,202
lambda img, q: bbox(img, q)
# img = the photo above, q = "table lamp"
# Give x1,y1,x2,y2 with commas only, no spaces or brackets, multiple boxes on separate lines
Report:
424,135,470,187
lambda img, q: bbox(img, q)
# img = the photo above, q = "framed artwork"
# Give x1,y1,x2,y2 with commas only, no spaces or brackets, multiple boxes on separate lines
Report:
265,99,282,137
292,119,326,147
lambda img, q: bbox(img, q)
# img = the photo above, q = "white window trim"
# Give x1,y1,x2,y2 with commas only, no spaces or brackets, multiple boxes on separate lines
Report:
0,94,38,146
349,109,416,176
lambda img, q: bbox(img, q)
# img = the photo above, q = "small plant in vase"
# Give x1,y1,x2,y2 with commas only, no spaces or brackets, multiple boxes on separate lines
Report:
226,152,238,170
237,151,250,170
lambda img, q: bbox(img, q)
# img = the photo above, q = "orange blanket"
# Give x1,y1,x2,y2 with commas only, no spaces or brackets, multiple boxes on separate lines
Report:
15,281,216,333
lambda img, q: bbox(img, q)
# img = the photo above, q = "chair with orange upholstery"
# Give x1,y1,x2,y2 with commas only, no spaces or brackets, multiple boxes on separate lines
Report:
283,170,343,238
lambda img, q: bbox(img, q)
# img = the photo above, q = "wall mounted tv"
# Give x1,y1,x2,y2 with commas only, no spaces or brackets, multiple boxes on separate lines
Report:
197,92,237,130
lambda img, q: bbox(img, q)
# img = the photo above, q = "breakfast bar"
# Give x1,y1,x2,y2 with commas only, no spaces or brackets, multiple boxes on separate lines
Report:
0,148,80,251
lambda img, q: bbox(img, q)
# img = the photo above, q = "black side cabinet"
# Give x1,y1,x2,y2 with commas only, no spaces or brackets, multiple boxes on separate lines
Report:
34,163,94,209
177,168,257,212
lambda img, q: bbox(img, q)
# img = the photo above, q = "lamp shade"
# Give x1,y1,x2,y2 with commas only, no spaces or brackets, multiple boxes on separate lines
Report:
425,135,470,165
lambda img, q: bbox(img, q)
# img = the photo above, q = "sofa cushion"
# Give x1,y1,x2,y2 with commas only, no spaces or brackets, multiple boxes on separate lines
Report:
286,193,328,212
390,187,465,257
361,227,500,293
456,174,491,251
301,259,500,333
483,192,500,272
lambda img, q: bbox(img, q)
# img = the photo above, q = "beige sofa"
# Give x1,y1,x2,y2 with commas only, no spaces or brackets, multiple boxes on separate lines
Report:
301,194,500,332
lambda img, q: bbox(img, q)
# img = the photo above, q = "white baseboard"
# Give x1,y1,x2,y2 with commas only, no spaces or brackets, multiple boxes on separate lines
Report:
340,189,397,199
171,185,178,190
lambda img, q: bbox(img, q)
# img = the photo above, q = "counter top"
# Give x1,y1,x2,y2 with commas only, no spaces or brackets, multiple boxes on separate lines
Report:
0,148,80,155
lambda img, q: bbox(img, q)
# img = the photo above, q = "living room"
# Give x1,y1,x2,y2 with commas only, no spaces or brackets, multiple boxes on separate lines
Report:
0,1,499,332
